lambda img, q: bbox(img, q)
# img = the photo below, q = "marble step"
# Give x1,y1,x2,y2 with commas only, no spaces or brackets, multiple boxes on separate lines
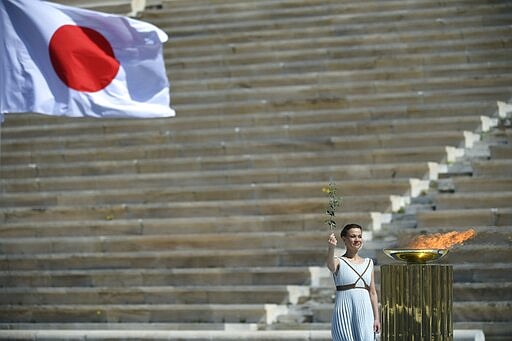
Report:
0,195,392,223
171,75,512,107
164,38,512,77
452,282,512,301
50,0,131,13
416,208,512,228
453,301,512,323
0,147,449,182
0,99,494,130
472,160,512,177
0,329,330,341
0,328,498,341
159,10,511,56
2,263,510,288
0,113,486,144
434,192,512,210
163,48,512,88
0,248,331,271
0,244,508,272
165,35,510,73
157,0,501,13
0,267,315,288
490,145,512,159
0,179,412,205
452,321,512,340
0,303,286,324
270,322,495,340
164,87,510,117
151,0,501,23
162,25,511,60
447,177,512,193
0,285,309,305
0,212,371,238
0,230,381,255
0,322,258,331
158,5,510,43
0,162,434,193
1,283,509,314
483,129,512,144
327,316,504,341
0,132,470,178
0,267,316,288
171,60,512,93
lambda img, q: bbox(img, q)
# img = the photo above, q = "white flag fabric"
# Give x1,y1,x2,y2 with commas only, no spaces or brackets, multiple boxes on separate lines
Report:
0,0,175,120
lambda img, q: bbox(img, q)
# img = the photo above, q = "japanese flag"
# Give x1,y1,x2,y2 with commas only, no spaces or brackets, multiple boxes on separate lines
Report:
0,0,175,119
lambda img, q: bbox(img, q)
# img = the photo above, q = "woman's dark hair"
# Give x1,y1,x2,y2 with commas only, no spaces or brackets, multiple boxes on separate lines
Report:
341,223,363,237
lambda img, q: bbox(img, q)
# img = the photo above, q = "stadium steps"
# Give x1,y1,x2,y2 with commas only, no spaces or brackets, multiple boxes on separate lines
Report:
0,266,315,287
0,231,386,255
0,100,499,128
381,111,512,338
0,180,413,207
0,303,281,324
1,162,434,193
0,213,372,238
0,145,453,172
0,115,488,143
1,0,511,339
0,285,310,305
0,248,328,271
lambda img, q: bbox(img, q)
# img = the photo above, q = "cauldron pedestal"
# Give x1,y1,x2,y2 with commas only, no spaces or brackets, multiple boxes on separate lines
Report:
381,264,453,341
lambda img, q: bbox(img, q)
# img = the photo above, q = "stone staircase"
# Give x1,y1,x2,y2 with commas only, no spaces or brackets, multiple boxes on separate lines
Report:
1,0,511,340
367,102,512,340
413,107,512,340
50,0,134,15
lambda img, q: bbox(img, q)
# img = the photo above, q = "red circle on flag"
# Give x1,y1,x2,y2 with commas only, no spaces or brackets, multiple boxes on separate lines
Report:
49,25,120,92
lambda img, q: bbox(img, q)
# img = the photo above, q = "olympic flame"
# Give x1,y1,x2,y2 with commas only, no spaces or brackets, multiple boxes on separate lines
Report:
407,228,477,249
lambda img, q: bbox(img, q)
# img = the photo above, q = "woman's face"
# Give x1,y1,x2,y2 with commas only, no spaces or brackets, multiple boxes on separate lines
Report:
342,228,363,251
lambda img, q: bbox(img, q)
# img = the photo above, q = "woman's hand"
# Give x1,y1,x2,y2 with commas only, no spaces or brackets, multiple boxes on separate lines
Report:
328,233,337,247
373,319,381,334
326,233,339,273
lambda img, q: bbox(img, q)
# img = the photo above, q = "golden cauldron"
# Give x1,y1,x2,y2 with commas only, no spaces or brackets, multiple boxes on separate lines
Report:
383,248,449,263
381,248,453,340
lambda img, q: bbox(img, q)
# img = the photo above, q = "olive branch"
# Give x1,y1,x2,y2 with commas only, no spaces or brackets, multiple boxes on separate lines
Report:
323,181,342,230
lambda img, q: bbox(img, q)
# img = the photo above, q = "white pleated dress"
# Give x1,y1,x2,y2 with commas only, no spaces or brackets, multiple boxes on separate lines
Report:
331,257,374,341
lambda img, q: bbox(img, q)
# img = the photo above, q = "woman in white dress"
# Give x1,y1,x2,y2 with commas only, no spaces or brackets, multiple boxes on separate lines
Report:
326,223,380,341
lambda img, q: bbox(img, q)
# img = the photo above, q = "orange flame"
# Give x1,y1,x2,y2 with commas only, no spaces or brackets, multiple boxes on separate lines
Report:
407,228,477,249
